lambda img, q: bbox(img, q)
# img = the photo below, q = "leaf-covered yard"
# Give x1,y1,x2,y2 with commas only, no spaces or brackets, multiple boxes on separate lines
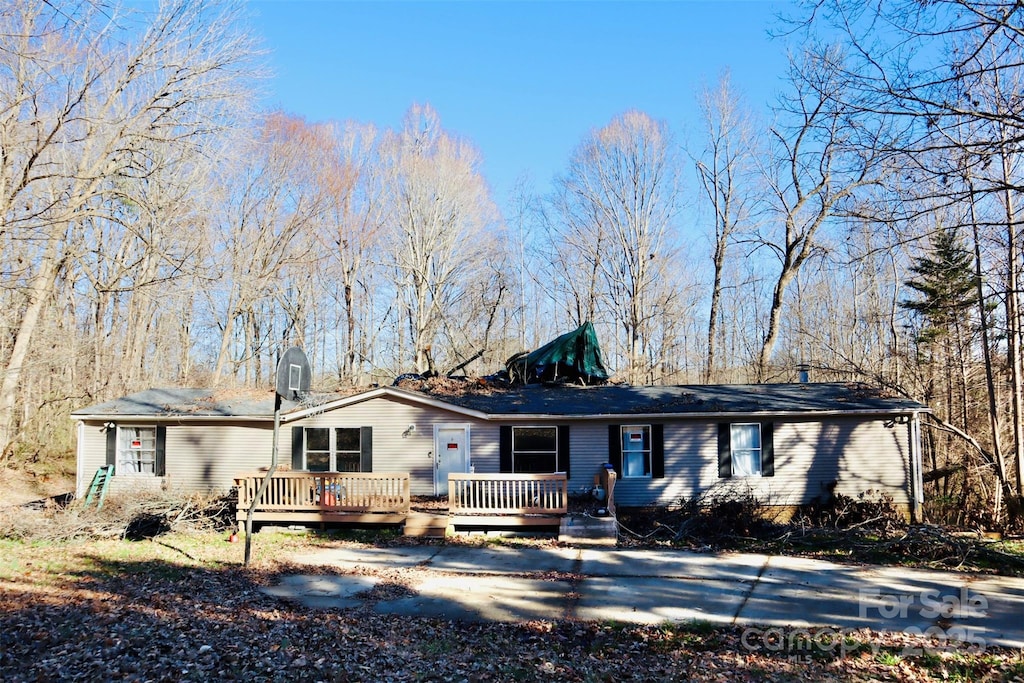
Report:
1,532,1022,682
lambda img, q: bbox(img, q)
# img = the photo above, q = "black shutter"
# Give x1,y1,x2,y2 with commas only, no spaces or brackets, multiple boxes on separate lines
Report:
360,426,373,472
557,425,570,477
291,426,304,470
499,426,512,473
651,424,664,479
761,422,774,477
608,425,622,476
105,424,117,468
718,423,732,478
155,425,166,476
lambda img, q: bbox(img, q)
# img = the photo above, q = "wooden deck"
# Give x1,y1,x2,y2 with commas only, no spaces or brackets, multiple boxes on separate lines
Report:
235,471,410,525
447,472,567,529
234,471,574,536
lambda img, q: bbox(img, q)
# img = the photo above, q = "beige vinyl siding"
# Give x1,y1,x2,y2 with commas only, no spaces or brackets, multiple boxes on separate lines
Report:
568,423,613,495
77,402,912,506
613,423,717,506
467,423,500,475
76,419,275,497
165,422,273,492
77,394,489,499
768,418,911,505
288,395,489,496
612,417,910,507
77,421,110,498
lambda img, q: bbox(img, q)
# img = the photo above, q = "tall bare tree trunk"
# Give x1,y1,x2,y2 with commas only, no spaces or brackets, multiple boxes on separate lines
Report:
758,266,797,381
0,240,64,456
755,49,881,381
706,245,725,383
213,304,237,384
1002,149,1024,515
969,190,1006,502
693,74,755,384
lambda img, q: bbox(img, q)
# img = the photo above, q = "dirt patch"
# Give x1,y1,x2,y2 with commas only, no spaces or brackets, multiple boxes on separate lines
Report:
0,467,74,507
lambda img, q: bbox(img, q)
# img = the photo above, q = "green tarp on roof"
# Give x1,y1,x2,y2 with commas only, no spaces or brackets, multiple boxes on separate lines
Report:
506,322,610,385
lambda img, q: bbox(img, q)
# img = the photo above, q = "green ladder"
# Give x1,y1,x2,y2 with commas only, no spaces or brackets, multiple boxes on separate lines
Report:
83,465,113,509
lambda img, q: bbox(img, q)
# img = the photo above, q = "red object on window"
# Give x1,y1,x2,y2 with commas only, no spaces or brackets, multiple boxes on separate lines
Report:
131,440,142,448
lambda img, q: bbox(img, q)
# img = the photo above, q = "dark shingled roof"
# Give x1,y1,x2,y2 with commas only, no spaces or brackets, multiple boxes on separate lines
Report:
71,388,291,418
71,382,926,420
427,382,926,416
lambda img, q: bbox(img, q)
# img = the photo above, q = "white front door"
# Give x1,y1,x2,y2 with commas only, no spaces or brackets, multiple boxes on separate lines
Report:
435,425,469,496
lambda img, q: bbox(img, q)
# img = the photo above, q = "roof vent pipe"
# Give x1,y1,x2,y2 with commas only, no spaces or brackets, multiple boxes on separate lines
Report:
797,364,810,383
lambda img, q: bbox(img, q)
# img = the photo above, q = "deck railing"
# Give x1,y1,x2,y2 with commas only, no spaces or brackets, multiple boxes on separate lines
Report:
234,471,410,515
448,473,568,516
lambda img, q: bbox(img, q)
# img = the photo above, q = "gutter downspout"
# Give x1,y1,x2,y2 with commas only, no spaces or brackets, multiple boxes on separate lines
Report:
910,412,924,522
75,421,85,499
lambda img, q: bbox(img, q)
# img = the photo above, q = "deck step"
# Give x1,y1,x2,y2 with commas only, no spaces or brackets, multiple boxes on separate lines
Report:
403,526,447,538
449,515,561,527
558,514,618,546
403,512,448,537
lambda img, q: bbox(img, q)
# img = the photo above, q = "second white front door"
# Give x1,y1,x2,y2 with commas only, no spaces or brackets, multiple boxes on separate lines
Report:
435,425,469,496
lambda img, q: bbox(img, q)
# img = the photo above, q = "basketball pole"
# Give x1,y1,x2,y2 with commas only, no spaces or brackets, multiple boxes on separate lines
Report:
244,392,282,567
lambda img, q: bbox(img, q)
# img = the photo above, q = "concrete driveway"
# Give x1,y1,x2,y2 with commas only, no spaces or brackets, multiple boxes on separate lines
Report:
264,544,1024,650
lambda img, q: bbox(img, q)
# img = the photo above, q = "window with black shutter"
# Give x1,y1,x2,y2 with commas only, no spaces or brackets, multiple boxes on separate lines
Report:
718,421,775,478
499,426,569,474
291,426,372,471
608,424,664,479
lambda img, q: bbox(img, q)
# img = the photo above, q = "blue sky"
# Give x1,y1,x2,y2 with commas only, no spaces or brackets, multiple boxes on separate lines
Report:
248,1,793,205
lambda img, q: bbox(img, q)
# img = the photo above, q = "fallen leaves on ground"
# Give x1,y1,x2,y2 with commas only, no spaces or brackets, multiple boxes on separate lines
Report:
1,534,1022,682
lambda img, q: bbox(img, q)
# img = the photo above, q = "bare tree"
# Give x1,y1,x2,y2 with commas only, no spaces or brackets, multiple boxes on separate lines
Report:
379,104,502,375
543,184,608,330
794,0,1024,521
210,113,327,385
0,0,256,457
692,73,760,383
754,48,887,381
75,154,215,395
548,110,682,384
318,122,386,385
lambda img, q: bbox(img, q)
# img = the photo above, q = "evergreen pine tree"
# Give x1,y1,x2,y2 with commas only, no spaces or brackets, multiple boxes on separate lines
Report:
901,225,978,344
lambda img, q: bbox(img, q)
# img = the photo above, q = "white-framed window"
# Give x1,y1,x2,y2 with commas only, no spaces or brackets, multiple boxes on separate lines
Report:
730,423,762,477
621,425,652,478
511,426,558,473
118,426,157,475
304,427,361,472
